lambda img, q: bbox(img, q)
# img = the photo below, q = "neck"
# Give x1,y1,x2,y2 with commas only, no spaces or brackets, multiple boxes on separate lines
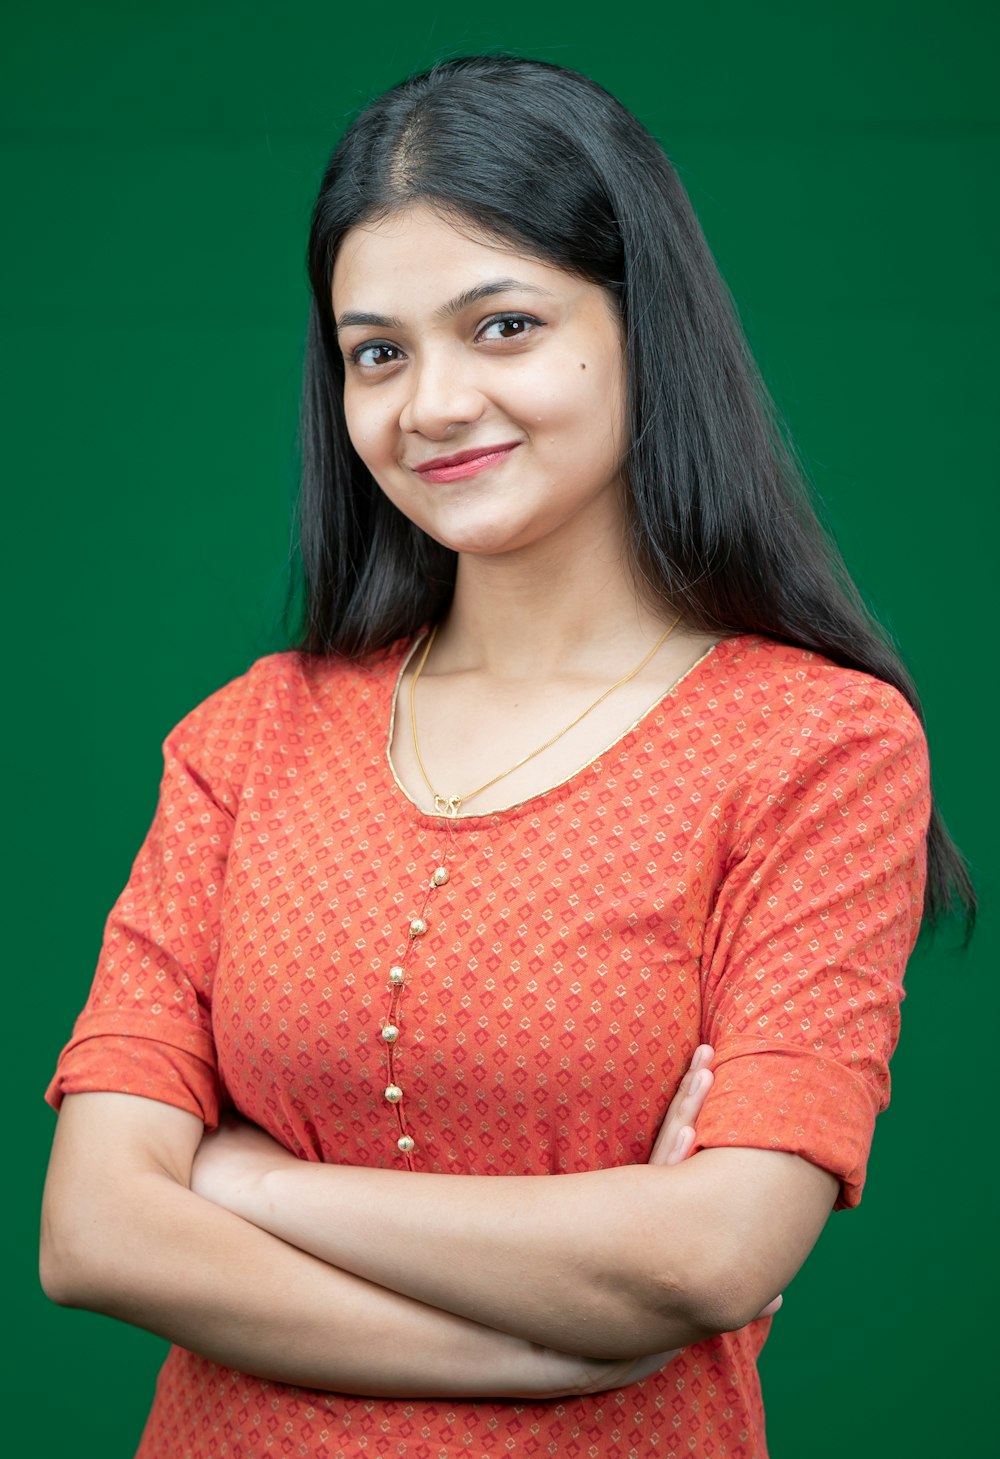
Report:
434,527,675,681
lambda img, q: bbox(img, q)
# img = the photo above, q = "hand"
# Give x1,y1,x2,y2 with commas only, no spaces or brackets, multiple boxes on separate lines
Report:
648,1043,715,1167
571,1344,685,1396
495,1338,685,1401
190,1112,297,1214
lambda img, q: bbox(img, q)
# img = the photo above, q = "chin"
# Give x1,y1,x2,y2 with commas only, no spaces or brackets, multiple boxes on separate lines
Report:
438,536,521,558
425,514,533,557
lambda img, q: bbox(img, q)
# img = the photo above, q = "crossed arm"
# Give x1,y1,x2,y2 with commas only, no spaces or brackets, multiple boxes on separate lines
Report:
40,1048,836,1398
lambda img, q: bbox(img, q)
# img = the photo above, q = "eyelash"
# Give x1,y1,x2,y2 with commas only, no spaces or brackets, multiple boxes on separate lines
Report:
477,312,541,343
348,313,543,370
350,341,404,369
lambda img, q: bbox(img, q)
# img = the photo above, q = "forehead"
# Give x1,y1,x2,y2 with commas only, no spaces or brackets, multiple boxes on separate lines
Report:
331,204,576,313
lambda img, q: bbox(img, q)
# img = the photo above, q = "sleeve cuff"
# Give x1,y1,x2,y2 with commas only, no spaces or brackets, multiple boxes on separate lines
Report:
692,1041,883,1209
45,1017,221,1128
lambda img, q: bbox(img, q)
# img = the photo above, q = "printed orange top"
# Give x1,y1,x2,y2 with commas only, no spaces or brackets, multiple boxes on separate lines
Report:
47,633,930,1459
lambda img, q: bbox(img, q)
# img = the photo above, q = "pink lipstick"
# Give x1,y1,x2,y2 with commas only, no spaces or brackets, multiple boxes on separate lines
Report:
412,443,519,484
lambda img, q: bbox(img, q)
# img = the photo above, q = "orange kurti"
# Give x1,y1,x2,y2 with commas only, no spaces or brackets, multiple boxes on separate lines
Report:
47,633,930,1458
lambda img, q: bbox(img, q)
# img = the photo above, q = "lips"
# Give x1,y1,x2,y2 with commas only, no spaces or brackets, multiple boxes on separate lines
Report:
412,442,520,484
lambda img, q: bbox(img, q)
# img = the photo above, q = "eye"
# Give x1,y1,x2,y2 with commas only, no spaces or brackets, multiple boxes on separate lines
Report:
476,313,542,343
350,341,405,369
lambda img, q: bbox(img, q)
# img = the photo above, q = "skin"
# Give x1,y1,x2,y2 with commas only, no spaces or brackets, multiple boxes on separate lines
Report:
334,203,721,812
41,1054,732,1397
40,204,836,1400
334,203,630,563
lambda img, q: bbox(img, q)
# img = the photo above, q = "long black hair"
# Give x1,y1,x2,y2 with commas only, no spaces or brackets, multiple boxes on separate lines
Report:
294,53,973,931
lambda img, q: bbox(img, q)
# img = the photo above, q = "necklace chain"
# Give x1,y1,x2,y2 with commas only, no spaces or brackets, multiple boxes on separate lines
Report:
408,616,682,817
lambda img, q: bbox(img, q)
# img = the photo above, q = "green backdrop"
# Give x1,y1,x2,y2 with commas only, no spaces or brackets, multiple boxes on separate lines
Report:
5,2,995,1453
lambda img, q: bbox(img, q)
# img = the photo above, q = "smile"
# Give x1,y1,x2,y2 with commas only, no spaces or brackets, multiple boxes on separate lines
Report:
412,443,520,484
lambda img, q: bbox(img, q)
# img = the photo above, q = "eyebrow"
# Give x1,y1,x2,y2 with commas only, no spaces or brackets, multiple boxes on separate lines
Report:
335,277,552,332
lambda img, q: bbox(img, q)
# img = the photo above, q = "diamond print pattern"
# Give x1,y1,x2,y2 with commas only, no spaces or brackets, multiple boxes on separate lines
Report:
47,635,929,1458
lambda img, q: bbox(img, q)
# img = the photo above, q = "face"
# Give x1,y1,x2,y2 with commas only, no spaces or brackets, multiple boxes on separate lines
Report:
331,204,629,561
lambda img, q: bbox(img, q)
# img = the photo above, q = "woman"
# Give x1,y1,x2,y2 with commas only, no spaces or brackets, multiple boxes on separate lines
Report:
40,55,972,1459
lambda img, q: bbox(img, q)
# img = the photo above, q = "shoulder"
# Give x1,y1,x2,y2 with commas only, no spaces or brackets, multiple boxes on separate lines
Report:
711,634,926,751
705,636,931,834
161,642,415,791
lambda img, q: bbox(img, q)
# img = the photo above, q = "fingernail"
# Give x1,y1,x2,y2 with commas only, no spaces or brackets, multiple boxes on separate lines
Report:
690,1070,708,1098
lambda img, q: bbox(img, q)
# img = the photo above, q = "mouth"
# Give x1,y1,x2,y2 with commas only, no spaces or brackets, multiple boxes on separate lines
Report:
411,442,520,484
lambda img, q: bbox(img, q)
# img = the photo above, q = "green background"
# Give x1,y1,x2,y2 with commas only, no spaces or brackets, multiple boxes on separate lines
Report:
4,2,995,1453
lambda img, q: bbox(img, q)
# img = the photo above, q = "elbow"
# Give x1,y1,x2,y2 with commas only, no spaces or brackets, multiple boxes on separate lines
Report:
39,1189,121,1310
638,1177,787,1341
39,1228,85,1308
40,1261,83,1310
642,1238,777,1345
683,1274,765,1338
39,1208,100,1308
594,1266,734,1358
669,1250,779,1338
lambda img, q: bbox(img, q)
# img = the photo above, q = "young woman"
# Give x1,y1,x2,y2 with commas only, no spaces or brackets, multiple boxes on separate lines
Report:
40,55,972,1459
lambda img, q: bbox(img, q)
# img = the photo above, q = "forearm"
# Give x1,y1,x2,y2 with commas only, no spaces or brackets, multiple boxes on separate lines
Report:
42,1164,571,1397
189,1070,833,1362
41,1094,602,1399
222,1158,723,1359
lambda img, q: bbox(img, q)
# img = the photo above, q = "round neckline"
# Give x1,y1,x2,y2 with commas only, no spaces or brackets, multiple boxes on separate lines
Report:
381,631,745,825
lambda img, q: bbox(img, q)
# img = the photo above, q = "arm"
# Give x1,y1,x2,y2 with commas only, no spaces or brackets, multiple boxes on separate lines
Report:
188,690,918,1359
192,1111,833,1360
41,1090,672,1399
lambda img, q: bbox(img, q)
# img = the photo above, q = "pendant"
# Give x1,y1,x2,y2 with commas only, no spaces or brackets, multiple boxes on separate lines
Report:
433,794,462,817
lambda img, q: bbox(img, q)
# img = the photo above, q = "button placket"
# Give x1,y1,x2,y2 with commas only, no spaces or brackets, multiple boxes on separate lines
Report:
380,851,452,1165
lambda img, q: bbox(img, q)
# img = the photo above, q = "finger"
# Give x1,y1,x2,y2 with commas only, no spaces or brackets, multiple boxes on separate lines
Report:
669,1047,715,1118
671,1049,713,1109
664,1125,695,1166
690,1043,714,1073
581,1342,683,1388
649,1048,716,1165
615,1348,684,1389
650,1072,713,1164
755,1294,783,1319
681,1066,713,1119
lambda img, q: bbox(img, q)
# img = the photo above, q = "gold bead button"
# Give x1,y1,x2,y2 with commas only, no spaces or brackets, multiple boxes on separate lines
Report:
389,965,405,985
381,1024,400,1043
409,917,427,937
397,1135,415,1153
384,1084,403,1103
431,866,449,887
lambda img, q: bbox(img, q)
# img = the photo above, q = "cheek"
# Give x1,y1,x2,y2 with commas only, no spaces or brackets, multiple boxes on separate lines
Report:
502,362,610,433
343,393,394,466
579,355,628,452
342,394,418,517
522,365,625,452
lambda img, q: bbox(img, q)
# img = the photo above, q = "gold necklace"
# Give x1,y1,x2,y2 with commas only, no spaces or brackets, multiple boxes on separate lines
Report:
408,615,683,817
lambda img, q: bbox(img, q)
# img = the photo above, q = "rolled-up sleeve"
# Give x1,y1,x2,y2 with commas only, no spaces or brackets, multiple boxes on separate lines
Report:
46,669,255,1127
694,677,931,1208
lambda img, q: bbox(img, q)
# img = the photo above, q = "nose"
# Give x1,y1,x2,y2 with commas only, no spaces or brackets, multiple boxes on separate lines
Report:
398,350,485,439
